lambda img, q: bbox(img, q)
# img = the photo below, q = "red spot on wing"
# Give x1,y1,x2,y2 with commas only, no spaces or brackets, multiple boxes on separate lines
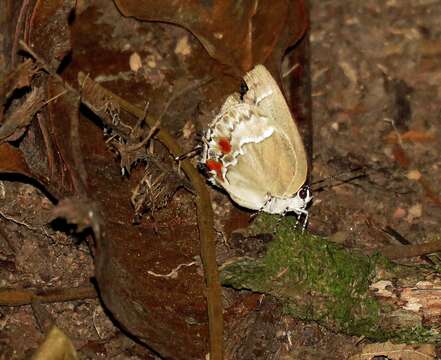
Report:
218,137,232,154
206,159,224,181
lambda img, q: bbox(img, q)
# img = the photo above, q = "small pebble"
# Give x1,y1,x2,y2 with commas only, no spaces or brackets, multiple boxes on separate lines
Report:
175,35,191,56
129,52,142,72
406,169,422,181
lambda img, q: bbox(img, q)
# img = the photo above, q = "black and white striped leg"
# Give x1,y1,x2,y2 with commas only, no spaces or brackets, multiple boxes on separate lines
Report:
295,209,309,232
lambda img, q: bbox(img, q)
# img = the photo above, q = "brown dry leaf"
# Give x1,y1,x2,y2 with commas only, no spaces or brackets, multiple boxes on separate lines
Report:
31,326,78,360
1,1,80,199
0,59,40,102
0,87,45,143
0,142,50,192
50,197,101,238
349,341,436,360
113,0,307,72
77,74,211,358
26,0,76,69
0,143,32,175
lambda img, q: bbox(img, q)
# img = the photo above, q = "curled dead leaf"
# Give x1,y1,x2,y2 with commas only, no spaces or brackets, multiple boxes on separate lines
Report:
31,326,78,360
349,341,436,360
0,87,46,143
114,0,307,72
0,59,40,102
0,143,33,175
50,197,101,240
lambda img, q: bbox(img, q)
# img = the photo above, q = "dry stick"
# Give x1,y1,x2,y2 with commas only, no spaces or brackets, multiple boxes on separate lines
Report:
380,226,435,265
376,239,441,261
0,286,97,306
78,72,223,359
125,119,160,152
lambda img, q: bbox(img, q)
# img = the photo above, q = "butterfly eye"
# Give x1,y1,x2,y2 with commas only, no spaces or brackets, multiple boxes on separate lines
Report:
298,186,309,200
239,80,249,100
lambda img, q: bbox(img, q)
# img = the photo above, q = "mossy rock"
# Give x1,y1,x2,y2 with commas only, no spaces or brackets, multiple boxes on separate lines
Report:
221,214,441,343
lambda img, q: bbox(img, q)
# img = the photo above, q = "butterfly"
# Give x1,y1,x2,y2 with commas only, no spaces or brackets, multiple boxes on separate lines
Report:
200,64,312,226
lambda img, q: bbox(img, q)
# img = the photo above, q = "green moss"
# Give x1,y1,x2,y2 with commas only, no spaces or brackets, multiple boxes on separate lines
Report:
221,214,441,343
221,214,387,338
390,326,441,344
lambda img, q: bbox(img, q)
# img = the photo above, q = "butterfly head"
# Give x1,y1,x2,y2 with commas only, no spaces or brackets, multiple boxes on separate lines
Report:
278,186,312,231
292,186,312,213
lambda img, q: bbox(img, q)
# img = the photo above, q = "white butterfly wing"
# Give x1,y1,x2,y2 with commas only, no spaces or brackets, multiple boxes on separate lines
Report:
222,129,300,209
209,96,274,155
242,65,308,195
202,64,308,212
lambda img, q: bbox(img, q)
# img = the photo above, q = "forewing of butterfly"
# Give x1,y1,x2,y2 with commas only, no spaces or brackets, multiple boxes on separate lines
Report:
243,65,308,195
211,97,273,150
208,103,274,173
226,106,273,156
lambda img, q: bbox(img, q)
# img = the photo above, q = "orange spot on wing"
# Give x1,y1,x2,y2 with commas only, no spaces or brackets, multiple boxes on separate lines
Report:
218,137,232,154
206,159,224,181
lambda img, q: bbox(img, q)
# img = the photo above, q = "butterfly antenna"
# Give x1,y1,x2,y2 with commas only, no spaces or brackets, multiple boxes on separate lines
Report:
194,132,204,140
174,145,203,161
311,166,368,192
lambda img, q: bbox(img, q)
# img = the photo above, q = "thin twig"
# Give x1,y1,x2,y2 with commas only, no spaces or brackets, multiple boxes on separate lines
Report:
44,90,68,105
0,285,97,306
125,119,160,152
